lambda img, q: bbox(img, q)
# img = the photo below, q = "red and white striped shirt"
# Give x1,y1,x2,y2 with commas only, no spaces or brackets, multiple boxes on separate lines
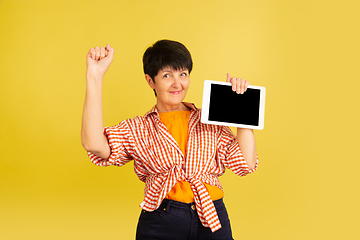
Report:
88,102,258,232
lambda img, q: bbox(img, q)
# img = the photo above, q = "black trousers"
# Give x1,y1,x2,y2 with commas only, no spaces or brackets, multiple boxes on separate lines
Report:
136,198,234,240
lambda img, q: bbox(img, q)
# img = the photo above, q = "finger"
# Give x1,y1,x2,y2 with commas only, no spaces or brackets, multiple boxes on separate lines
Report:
231,77,237,92
88,48,96,60
95,46,101,60
244,80,250,92
104,47,109,57
226,73,231,83
100,47,106,60
240,79,246,94
236,78,242,94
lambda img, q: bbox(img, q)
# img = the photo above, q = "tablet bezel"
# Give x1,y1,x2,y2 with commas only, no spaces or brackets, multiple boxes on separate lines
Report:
201,80,266,130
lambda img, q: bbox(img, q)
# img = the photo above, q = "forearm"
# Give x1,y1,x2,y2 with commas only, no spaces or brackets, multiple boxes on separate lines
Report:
236,128,257,169
81,74,110,159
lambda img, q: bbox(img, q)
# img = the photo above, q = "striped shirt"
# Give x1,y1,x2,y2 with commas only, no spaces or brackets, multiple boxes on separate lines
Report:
88,102,259,232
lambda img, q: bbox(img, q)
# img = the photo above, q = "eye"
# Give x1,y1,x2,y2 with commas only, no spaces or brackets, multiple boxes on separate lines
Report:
180,72,188,77
163,74,170,78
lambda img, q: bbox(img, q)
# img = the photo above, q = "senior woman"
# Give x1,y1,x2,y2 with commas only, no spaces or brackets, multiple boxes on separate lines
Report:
81,40,258,240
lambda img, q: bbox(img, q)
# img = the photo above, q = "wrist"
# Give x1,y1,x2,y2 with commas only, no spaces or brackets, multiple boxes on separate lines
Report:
237,128,253,132
86,71,104,83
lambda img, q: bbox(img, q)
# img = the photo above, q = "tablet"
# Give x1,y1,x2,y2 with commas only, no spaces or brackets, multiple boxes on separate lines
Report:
201,80,266,130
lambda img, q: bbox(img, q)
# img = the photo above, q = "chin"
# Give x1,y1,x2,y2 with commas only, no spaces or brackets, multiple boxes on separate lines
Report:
169,100,183,106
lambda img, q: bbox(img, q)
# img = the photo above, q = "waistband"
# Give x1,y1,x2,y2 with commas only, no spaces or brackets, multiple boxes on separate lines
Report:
159,198,225,211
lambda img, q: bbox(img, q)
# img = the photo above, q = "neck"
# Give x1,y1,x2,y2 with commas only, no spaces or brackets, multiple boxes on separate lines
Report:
156,102,189,113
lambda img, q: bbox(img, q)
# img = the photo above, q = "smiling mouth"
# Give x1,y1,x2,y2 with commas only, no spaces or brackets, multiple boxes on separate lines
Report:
170,91,181,95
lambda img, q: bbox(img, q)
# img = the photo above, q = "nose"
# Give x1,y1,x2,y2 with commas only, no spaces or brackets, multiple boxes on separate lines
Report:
172,76,181,88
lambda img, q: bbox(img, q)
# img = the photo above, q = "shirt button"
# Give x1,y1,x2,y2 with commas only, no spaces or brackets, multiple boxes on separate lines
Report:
191,205,196,210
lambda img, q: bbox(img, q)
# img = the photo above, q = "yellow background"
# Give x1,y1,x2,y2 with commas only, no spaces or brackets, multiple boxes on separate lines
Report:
1,0,359,239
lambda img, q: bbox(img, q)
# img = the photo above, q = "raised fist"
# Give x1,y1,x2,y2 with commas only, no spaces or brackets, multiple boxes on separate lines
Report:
86,44,114,78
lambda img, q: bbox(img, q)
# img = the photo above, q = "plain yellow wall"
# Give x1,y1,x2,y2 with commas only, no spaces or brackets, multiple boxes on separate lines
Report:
1,0,359,239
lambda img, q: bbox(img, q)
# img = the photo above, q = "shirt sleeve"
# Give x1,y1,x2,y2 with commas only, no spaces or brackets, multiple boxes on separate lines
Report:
217,126,259,176
87,121,134,167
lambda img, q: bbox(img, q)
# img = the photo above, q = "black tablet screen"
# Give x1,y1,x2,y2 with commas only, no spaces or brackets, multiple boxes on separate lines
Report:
208,84,260,126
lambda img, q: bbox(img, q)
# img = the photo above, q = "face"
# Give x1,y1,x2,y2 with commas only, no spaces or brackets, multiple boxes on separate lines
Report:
146,67,190,112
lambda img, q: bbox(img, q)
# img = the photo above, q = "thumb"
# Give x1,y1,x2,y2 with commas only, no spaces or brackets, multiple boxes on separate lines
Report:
226,73,231,82
106,44,115,59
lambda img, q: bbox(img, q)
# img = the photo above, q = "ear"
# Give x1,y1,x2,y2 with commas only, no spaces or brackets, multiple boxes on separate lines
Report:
145,74,155,89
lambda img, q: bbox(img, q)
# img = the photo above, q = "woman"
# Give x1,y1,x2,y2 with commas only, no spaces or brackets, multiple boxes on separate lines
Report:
81,40,258,240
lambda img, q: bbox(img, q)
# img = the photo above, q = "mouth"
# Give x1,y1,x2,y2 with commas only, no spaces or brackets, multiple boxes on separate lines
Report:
170,91,181,95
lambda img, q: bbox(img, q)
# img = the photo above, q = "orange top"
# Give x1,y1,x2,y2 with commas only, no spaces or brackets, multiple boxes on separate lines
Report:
159,110,224,203
89,103,259,232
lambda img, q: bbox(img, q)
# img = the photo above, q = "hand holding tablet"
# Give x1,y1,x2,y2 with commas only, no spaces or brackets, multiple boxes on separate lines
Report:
201,80,266,130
